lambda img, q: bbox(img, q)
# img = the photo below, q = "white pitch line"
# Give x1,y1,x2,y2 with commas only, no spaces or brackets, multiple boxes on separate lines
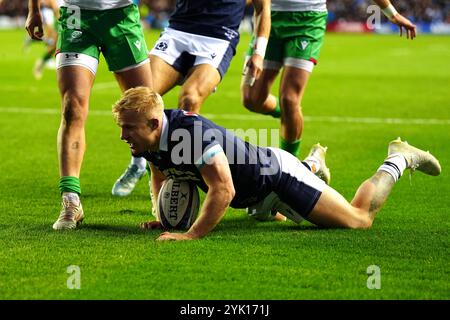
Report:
1,107,449,126
92,82,119,90
0,81,119,93
193,113,450,125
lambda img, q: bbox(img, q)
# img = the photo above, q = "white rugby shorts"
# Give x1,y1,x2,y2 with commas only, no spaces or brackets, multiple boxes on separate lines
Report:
150,27,235,79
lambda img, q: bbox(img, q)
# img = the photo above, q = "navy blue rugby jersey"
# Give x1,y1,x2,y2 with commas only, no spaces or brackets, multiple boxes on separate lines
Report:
168,0,246,48
141,109,281,209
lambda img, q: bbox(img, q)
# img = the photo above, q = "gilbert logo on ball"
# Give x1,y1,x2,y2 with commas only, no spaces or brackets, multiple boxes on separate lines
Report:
157,179,200,230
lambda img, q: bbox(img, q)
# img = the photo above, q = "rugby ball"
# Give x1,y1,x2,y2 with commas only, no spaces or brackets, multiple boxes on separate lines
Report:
157,179,200,230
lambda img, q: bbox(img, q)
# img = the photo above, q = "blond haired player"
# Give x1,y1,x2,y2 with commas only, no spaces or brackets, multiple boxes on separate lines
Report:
112,87,440,241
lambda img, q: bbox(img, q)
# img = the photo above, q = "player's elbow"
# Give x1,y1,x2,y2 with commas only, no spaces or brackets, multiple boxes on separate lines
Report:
220,182,235,204
225,185,236,204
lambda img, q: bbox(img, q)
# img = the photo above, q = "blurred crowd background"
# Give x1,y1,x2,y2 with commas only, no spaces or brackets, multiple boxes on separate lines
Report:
328,0,450,24
1,0,449,32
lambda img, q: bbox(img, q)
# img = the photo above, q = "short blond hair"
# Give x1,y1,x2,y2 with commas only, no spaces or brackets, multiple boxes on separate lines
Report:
112,87,164,122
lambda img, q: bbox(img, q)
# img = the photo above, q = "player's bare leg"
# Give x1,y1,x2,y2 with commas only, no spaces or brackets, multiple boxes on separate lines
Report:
114,61,153,91
149,55,183,95
53,66,94,230
178,64,221,113
57,66,94,178
278,66,310,156
241,68,279,114
307,139,441,229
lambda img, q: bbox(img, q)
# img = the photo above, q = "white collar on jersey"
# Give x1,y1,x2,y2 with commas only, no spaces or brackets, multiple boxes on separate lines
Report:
159,112,169,152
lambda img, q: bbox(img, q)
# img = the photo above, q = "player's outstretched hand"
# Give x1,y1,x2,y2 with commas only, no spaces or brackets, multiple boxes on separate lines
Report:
140,220,163,230
25,11,44,40
391,13,417,40
156,231,196,241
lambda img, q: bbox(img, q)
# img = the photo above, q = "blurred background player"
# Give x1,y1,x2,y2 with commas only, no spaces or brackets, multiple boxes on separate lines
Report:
112,0,271,198
26,0,153,230
31,0,61,79
241,0,417,160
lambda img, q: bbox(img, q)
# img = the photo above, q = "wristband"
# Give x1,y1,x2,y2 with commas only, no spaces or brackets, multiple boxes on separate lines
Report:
253,37,268,58
381,4,399,20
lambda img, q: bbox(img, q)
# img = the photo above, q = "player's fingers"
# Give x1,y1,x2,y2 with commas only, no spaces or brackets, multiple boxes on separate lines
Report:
28,26,43,40
243,63,256,86
243,74,255,87
411,27,417,40
254,67,262,81
26,26,37,40
249,65,259,86
140,221,160,230
36,25,44,39
156,234,176,241
399,25,403,38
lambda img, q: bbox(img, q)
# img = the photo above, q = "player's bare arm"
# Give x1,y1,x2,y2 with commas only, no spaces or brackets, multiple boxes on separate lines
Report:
140,164,167,230
156,152,235,241
244,0,271,86
26,0,44,40
150,163,167,203
373,0,417,39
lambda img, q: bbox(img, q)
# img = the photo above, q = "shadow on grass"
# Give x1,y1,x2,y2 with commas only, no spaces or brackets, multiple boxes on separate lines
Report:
24,214,332,239
213,215,321,233
26,222,149,237
81,223,147,235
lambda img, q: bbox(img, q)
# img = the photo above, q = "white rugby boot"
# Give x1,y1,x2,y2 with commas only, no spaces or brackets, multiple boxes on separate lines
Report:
304,143,331,185
388,137,441,176
53,193,84,230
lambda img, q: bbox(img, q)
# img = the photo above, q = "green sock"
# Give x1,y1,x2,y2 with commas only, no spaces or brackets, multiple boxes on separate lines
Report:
280,137,301,158
267,97,281,119
59,176,81,195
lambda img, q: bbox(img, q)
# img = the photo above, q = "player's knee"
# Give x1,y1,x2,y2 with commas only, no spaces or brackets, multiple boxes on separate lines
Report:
179,92,201,113
280,92,302,111
242,91,264,113
280,98,298,112
242,96,261,112
61,92,88,125
346,212,373,230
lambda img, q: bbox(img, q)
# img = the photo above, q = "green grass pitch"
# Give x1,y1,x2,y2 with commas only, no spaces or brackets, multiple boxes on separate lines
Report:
0,29,449,299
